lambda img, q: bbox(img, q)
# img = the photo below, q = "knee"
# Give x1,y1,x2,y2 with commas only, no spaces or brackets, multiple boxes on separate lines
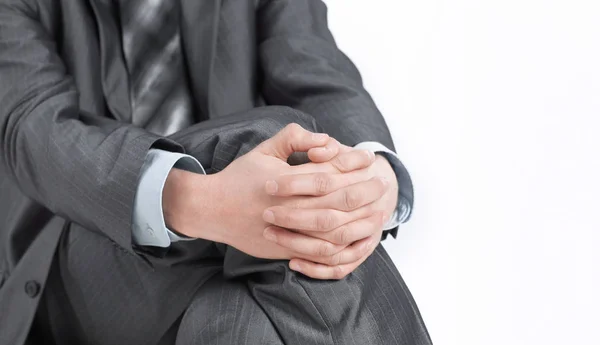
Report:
253,106,318,137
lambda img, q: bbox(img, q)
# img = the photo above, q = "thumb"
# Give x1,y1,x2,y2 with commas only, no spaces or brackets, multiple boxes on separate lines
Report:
307,139,353,163
258,123,329,160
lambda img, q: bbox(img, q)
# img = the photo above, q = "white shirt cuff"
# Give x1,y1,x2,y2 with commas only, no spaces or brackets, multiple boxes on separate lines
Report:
132,149,204,248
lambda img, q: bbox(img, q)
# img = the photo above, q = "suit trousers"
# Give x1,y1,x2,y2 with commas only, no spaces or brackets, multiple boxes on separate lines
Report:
35,246,431,345
175,245,432,345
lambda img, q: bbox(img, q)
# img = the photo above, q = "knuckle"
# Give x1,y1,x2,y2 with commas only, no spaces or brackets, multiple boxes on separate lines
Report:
333,265,347,280
327,253,341,266
285,123,302,132
285,123,303,139
313,173,332,195
316,211,336,231
343,189,361,210
366,214,380,227
362,204,376,217
317,241,334,257
332,156,348,172
335,225,350,245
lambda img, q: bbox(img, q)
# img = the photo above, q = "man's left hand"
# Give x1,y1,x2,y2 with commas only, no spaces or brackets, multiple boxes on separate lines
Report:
261,142,399,279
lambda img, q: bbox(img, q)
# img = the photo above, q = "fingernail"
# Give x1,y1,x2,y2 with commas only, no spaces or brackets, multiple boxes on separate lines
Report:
363,240,373,253
366,150,375,161
378,177,389,186
313,146,329,154
312,133,328,141
290,261,302,272
263,228,277,242
265,180,278,195
263,210,275,223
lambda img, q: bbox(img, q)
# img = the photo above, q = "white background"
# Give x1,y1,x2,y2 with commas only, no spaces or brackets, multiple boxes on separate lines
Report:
325,1,600,344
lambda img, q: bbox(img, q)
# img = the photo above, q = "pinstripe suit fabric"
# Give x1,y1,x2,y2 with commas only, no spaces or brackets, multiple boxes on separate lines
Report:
0,0,431,344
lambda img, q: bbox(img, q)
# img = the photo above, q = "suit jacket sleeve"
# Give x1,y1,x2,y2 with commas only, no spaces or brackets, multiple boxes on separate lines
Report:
0,3,183,253
257,0,414,232
257,0,396,151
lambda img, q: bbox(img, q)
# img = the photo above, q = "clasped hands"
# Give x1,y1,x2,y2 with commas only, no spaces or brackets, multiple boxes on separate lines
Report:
164,124,398,280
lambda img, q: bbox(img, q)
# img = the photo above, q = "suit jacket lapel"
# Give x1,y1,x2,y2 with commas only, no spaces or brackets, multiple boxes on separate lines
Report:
88,0,132,122
180,0,221,119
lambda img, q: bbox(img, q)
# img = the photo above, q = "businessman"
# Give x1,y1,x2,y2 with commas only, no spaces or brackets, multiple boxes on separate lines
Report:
0,0,431,344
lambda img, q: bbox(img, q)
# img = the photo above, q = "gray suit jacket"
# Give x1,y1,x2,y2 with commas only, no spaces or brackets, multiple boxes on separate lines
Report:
0,0,414,344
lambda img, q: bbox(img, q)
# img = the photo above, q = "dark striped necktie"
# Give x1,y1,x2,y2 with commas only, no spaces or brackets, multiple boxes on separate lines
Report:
118,0,195,136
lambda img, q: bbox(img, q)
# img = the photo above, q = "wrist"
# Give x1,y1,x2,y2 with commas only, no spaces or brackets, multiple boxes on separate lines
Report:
163,168,221,241
162,168,192,233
